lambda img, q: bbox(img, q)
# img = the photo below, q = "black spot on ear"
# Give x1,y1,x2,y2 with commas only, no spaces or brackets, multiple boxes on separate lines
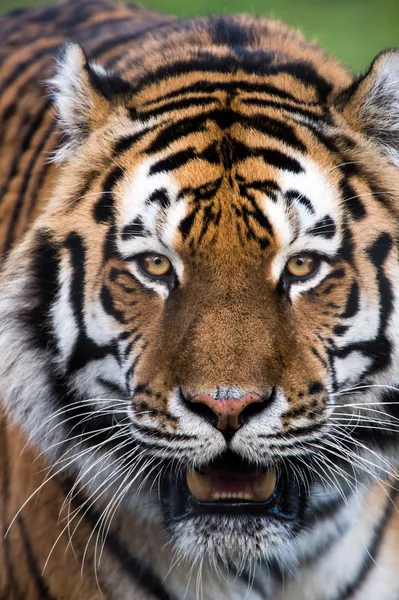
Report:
88,66,132,100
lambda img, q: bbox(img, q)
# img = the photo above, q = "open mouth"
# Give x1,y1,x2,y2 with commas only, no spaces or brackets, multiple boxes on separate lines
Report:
161,452,304,521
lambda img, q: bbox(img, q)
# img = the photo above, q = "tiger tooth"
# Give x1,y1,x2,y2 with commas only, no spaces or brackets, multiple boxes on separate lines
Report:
186,469,212,501
253,469,277,501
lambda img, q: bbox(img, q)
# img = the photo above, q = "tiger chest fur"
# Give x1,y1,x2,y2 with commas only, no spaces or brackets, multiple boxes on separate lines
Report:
1,1,399,599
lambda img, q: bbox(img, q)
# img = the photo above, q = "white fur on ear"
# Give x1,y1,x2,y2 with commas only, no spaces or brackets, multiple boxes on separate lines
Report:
362,51,399,166
49,43,93,160
48,42,129,162
337,49,399,167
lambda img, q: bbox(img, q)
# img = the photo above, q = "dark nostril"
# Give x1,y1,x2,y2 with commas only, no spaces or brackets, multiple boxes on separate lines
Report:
180,389,218,427
238,389,275,427
186,400,219,428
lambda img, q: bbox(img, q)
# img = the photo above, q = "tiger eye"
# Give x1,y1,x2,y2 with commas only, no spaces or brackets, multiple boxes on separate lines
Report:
286,255,316,278
141,254,172,277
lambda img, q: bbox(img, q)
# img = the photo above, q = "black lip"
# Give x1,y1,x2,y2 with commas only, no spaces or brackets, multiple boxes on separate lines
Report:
161,455,305,522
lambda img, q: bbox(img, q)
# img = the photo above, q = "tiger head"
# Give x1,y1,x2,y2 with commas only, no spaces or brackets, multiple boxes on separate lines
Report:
1,16,399,574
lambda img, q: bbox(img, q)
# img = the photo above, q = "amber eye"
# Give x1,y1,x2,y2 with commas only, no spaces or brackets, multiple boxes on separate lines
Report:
285,254,319,279
139,253,172,278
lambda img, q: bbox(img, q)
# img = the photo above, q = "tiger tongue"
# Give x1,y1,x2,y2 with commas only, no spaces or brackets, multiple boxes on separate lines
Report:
186,468,276,502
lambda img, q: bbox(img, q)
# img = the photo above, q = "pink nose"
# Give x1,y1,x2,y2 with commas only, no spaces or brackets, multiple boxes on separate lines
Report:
191,392,264,432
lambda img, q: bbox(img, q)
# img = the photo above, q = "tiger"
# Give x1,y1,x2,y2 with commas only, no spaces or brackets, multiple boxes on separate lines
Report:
1,0,399,598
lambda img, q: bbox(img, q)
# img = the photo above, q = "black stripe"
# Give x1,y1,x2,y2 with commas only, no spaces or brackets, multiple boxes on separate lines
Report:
340,179,366,220
146,188,171,209
92,20,173,65
0,45,53,97
260,422,326,439
18,516,55,600
234,139,303,173
135,62,330,103
76,503,176,600
64,232,117,373
285,190,315,214
367,232,393,334
210,16,255,47
131,421,195,444
332,234,394,376
333,324,349,336
93,166,124,223
241,97,326,122
23,125,56,223
340,281,359,319
147,114,211,154
0,18,170,152
0,98,51,210
26,231,61,353
140,79,318,109
306,215,336,239
100,285,126,324
179,211,196,240
3,109,53,258
121,217,149,240
136,95,216,119
69,170,100,211
243,113,306,152
149,148,197,175
336,223,354,265
322,268,346,282
146,109,306,153
113,125,159,156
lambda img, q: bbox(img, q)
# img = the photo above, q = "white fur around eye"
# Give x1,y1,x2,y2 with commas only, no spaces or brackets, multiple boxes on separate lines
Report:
127,260,171,300
288,261,332,301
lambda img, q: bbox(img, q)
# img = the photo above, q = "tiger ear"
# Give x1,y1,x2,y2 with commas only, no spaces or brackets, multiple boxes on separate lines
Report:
49,42,131,161
335,49,399,166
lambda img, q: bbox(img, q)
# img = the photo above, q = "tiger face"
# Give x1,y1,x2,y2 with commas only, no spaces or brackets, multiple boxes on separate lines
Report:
1,17,399,574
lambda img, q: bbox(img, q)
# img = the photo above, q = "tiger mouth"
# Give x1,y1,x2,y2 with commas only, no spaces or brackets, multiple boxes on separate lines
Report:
161,452,304,521
186,463,277,503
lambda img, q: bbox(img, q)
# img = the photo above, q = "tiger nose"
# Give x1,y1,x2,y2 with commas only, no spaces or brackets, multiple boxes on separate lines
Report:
190,392,264,435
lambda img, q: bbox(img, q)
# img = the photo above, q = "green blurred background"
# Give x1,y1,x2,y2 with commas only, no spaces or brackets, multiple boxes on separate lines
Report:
0,0,398,73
